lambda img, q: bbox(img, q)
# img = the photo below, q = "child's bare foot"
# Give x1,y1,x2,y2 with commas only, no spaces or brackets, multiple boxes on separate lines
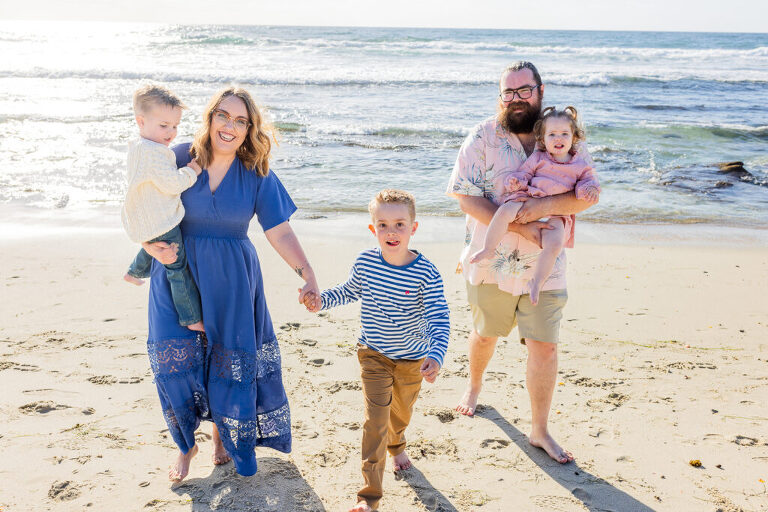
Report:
469,248,494,264
168,444,198,482
456,386,480,416
392,451,412,471
123,273,144,286
528,431,573,464
348,501,373,512
528,279,541,306
186,321,205,332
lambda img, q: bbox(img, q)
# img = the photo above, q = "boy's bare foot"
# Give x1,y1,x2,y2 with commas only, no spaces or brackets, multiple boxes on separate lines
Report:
455,387,480,416
123,273,144,286
469,248,494,264
528,279,541,306
168,444,198,482
528,431,573,464
186,321,205,332
392,451,412,471
348,501,373,512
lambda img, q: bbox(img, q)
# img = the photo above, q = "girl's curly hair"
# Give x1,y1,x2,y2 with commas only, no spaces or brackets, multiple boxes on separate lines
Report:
533,106,585,155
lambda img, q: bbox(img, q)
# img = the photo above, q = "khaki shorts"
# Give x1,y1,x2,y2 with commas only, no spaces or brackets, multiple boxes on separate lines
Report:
466,282,567,343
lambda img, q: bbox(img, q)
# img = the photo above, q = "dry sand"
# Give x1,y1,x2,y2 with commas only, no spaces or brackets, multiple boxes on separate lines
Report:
1,217,767,511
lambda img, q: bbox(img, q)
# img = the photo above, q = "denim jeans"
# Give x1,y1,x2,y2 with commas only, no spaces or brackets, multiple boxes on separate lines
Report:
127,224,202,326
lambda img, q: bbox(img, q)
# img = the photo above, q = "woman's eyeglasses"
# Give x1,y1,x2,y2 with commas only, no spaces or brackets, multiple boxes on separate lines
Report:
213,109,250,132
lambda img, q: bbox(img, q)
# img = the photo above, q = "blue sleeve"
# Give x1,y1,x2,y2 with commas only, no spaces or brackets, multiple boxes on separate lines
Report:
255,170,298,231
172,142,193,168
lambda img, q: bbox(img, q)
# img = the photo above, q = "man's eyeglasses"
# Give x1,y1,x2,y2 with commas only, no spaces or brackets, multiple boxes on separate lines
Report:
213,109,251,132
499,85,540,102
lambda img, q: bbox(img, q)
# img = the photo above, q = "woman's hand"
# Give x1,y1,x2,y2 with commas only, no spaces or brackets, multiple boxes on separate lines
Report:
509,221,554,249
299,287,321,313
141,241,179,265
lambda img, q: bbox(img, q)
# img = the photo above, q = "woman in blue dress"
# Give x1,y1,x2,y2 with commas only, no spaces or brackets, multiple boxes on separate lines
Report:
141,87,319,481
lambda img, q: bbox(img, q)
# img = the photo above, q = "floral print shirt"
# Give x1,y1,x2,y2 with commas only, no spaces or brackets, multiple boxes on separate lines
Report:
446,116,594,296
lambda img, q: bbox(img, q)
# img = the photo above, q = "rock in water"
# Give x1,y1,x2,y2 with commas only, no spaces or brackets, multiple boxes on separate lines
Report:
717,161,753,179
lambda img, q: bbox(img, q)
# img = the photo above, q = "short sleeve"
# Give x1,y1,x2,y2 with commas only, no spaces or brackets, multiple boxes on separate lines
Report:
446,123,486,198
254,171,298,231
172,142,193,168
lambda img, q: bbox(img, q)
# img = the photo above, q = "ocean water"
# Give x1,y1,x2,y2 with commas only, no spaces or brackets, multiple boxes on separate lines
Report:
1,22,767,226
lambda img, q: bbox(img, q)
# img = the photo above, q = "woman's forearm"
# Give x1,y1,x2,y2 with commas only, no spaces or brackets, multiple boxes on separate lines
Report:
263,221,315,282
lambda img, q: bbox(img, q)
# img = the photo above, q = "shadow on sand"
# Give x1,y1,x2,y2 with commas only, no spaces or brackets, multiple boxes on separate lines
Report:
396,465,459,512
477,406,656,512
171,456,326,511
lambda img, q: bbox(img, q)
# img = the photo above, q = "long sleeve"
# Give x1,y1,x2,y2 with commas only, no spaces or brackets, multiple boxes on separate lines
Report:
320,263,363,310
574,164,601,199
422,274,450,366
136,146,197,195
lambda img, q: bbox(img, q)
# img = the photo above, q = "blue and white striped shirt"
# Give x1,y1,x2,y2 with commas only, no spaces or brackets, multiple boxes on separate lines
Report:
320,248,450,366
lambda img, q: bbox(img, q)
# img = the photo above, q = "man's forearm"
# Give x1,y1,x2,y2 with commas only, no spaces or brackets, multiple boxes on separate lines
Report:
457,195,529,235
538,190,595,216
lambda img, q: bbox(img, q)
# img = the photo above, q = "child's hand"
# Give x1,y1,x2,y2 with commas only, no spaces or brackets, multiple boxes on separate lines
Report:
506,176,522,192
577,186,600,203
188,159,202,176
298,288,321,313
420,358,440,383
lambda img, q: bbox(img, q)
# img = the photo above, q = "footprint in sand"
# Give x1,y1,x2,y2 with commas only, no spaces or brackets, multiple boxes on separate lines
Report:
0,361,41,372
308,358,331,367
324,381,361,393
733,435,760,447
19,401,71,414
480,438,510,449
341,422,360,431
48,480,81,501
88,375,118,385
300,339,317,346
424,407,458,423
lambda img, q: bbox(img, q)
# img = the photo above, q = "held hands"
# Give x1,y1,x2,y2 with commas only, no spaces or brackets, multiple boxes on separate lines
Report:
298,286,321,313
420,357,440,383
188,159,202,176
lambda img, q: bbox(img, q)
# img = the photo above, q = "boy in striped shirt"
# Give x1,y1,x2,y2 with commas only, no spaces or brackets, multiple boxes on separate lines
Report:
304,189,450,512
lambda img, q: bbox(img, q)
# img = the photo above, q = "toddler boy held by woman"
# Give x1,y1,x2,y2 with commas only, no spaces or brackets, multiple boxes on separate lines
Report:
303,190,451,512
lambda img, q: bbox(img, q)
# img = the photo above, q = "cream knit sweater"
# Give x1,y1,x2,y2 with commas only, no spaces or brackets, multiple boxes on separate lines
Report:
121,138,197,243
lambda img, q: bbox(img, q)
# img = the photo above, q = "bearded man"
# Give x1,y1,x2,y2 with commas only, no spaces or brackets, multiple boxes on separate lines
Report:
446,61,597,463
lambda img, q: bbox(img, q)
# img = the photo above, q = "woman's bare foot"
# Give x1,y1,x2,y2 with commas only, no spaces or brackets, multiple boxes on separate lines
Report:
168,444,198,482
392,451,412,471
348,501,373,512
123,273,144,286
211,423,232,465
186,321,205,332
469,248,494,264
528,431,573,464
455,387,480,416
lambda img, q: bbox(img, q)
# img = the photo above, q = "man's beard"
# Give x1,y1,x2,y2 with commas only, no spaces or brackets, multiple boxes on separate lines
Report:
498,99,542,134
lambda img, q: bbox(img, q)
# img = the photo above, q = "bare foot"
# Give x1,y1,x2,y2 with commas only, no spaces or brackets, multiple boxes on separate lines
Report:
186,321,205,332
392,451,412,471
123,273,144,286
528,278,541,306
528,431,573,464
455,387,480,416
168,444,198,482
469,248,494,264
211,424,231,466
348,502,373,512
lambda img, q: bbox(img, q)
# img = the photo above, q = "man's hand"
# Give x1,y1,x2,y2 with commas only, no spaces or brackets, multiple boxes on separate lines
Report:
420,358,440,383
510,196,550,224
141,241,179,265
510,220,554,249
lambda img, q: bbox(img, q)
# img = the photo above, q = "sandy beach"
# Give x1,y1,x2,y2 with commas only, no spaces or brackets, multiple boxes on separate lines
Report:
1,216,767,512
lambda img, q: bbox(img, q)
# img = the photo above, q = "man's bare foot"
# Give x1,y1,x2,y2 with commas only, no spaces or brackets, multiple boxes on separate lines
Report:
124,273,144,286
528,432,573,464
392,451,412,471
186,321,205,332
456,387,480,416
348,501,373,512
168,444,198,482
469,248,494,264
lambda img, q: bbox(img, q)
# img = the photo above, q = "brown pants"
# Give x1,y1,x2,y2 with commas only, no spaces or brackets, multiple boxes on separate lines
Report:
357,347,423,510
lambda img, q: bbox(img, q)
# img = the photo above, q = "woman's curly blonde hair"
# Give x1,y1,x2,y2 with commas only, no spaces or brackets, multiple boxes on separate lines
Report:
190,87,277,176
533,106,585,155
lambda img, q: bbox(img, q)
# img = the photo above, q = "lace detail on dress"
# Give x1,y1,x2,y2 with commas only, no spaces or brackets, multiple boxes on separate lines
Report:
218,402,291,450
148,334,205,379
161,391,211,448
209,336,282,387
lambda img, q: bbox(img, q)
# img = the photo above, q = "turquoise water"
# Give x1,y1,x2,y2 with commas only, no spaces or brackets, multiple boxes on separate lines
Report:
0,22,766,226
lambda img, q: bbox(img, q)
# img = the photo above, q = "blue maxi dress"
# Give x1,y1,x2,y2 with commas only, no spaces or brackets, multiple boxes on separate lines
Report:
146,143,295,476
